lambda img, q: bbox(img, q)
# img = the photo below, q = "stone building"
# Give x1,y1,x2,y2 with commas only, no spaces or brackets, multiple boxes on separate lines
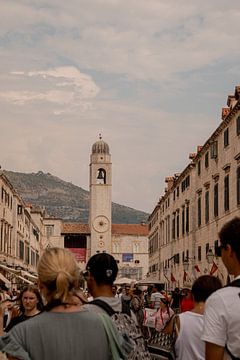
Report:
0,173,40,288
148,85,240,289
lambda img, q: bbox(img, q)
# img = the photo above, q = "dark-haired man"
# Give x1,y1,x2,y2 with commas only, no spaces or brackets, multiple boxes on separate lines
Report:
82,252,122,313
202,217,240,359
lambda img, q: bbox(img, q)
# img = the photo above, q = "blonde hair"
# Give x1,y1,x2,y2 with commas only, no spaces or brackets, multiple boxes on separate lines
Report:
38,247,79,305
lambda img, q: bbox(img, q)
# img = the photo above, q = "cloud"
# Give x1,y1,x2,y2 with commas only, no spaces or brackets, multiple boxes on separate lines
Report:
0,66,100,113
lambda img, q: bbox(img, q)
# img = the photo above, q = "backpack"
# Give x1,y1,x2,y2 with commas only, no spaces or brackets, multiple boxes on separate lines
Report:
90,299,151,360
224,279,240,360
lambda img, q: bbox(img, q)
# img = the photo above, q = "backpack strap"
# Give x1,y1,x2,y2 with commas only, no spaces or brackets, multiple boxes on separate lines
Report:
225,279,240,288
89,299,116,316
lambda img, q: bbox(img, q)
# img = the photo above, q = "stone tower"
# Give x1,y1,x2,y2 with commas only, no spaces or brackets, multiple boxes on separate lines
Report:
89,136,112,255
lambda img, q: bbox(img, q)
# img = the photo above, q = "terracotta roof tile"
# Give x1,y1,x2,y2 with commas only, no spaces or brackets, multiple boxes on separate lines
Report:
62,223,90,234
61,222,148,236
112,224,148,236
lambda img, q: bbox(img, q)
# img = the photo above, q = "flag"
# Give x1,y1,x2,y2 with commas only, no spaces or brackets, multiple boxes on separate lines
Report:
183,271,187,282
164,273,170,282
171,273,176,282
210,261,218,275
194,265,201,272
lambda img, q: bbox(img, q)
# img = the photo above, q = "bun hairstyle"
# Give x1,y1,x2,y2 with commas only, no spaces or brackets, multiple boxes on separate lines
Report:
38,247,79,306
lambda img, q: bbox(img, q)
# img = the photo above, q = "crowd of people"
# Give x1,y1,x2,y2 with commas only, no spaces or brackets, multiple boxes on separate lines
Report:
0,216,239,359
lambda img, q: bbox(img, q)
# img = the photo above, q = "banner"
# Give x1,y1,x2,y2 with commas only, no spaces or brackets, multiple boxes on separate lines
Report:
194,265,201,272
68,248,86,262
210,261,218,275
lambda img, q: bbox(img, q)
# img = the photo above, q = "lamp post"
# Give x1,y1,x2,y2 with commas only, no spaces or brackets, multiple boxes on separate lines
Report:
163,266,168,292
206,249,214,264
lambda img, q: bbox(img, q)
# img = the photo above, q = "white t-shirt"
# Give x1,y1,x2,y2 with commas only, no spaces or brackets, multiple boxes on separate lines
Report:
175,311,205,360
202,275,240,359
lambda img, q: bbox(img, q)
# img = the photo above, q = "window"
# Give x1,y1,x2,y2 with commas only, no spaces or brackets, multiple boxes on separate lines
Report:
237,167,240,205
210,141,218,159
197,161,201,176
176,213,179,238
214,240,219,257
224,128,229,147
186,206,189,233
19,240,24,260
177,187,179,197
237,116,240,136
198,197,201,227
182,251,185,262
214,183,219,217
45,225,54,238
198,246,201,261
205,190,209,224
224,175,230,211
17,205,23,215
206,243,209,256
172,216,175,240
205,152,209,168
182,207,185,235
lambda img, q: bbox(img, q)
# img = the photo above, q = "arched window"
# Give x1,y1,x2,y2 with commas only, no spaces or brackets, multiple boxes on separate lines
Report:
96,168,106,184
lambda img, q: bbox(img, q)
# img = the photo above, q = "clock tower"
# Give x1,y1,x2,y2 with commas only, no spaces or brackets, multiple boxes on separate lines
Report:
89,135,112,255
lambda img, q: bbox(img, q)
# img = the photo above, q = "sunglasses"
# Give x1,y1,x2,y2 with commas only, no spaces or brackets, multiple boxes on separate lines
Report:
81,270,90,279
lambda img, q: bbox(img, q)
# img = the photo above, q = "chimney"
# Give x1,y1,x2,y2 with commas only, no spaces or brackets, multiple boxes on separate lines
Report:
189,153,197,160
227,95,237,109
165,176,174,190
235,85,240,100
222,107,230,120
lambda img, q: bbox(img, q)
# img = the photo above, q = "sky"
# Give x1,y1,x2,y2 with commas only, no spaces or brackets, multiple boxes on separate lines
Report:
0,0,240,213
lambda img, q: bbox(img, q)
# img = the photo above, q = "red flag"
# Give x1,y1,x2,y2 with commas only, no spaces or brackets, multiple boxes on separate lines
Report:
210,261,218,275
171,273,176,282
183,271,187,282
194,265,201,272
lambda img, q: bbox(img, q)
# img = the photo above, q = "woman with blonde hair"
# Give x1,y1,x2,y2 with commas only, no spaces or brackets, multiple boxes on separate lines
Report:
0,248,113,360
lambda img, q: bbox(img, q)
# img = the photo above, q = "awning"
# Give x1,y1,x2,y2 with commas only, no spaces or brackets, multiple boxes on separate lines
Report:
0,264,20,274
0,272,11,288
16,275,33,285
21,270,38,281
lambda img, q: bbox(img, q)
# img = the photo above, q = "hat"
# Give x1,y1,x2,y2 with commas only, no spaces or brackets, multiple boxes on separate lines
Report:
86,253,118,285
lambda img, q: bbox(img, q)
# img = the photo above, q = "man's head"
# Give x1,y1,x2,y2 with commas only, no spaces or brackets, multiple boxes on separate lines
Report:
219,217,240,259
112,285,117,296
85,253,118,296
124,285,131,295
219,217,240,273
191,275,222,303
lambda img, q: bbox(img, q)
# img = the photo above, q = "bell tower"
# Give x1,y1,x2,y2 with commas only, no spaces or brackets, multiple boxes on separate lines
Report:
89,135,112,255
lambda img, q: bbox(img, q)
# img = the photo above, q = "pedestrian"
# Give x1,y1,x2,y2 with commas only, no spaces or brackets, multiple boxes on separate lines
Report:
202,217,240,359
165,275,222,360
171,287,181,313
82,252,151,359
0,285,43,334
150,284,163,309
130,287,144,330
0,247,112,360
121,285,132,316
155,294,174,332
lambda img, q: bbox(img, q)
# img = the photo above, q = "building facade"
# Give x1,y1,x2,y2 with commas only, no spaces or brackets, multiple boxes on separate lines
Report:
148,85,240,289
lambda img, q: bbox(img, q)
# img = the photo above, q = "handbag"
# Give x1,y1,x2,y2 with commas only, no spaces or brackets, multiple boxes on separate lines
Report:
147,315,178,360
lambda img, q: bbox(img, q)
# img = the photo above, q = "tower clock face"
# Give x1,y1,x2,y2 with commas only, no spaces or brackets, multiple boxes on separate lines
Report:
93,215,110,233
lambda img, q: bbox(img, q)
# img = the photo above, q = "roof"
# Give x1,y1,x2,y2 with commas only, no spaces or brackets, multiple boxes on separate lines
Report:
112,224,148,236
61,222,148,236
62,223,90,234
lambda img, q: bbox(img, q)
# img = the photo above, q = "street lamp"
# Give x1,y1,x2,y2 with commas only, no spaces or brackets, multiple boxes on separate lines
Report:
183,259,190,271
206,249,214,264
163,266,168,276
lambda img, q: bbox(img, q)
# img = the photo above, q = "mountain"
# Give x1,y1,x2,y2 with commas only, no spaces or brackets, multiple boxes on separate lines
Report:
3,170,149,224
